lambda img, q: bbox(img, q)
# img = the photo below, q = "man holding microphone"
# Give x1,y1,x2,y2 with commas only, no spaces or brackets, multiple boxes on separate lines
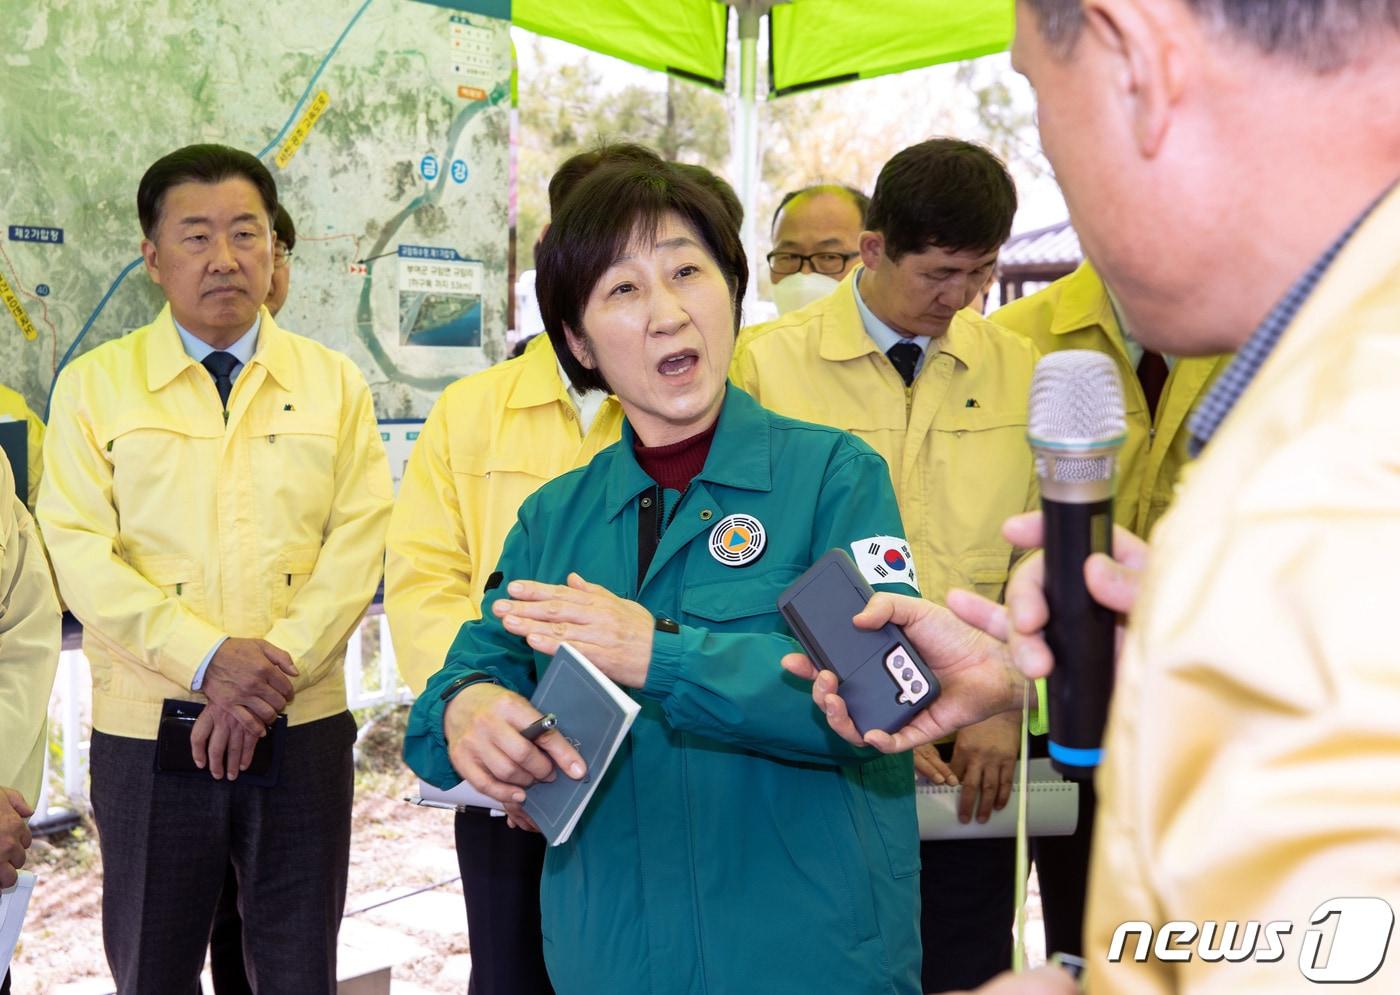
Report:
791,0,1400,991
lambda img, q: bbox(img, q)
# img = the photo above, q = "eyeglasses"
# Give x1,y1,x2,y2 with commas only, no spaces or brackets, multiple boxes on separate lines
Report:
273,243,294,269
766,250,859,277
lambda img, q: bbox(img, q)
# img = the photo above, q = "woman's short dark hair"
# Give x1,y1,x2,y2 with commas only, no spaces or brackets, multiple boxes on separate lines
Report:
137,144,278,239
865,138,1016,260
547,143,664,216
672,162,745,231
537,161,747,394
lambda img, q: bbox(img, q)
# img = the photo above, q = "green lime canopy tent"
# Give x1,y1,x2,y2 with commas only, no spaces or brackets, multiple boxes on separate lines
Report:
510,0,1012,95
507,0,1014,301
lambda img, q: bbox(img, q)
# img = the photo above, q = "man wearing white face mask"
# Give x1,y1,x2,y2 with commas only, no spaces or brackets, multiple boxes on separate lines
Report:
767,184,867,314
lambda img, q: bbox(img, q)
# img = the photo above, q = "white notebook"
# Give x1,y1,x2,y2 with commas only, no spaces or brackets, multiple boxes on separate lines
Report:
410,777,504,814
917,758,1079,840
1,870,36,975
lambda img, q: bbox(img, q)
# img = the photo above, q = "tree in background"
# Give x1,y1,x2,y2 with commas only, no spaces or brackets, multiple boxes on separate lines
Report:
517,37,730,271
514,33,1051,293
752,54,1048,296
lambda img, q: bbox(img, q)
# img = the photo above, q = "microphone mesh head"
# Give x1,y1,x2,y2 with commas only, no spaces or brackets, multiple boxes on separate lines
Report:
1028,350,1127,447
1027,350,1127,486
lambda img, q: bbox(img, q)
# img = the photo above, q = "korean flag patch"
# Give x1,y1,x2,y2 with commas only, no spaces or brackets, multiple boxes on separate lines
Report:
851,536,918,590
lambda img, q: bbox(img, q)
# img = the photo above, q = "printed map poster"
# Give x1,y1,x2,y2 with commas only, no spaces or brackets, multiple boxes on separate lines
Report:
397,245,484,347
0,0,512,419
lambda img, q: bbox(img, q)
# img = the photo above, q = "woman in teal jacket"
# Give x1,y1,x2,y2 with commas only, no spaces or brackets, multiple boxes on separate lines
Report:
405,159,922,995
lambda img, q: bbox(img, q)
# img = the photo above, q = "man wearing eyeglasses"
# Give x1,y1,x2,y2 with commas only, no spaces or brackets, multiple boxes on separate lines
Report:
265,205,296,318
733,138,1039,993
767,184,867,314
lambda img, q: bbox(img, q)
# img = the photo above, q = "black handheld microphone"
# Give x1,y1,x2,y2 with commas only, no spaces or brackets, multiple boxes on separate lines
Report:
1027,351,1127,781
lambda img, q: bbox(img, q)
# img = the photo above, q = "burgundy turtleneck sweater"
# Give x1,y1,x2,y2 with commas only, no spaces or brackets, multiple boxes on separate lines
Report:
632,420,718,494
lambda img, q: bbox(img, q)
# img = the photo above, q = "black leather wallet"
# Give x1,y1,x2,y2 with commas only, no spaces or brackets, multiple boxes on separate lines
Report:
154,698,288,787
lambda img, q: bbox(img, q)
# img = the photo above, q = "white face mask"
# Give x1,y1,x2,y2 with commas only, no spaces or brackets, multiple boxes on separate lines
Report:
771,271,841,315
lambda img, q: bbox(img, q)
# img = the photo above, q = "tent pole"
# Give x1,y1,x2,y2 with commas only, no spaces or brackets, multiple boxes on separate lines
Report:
734,7,761,317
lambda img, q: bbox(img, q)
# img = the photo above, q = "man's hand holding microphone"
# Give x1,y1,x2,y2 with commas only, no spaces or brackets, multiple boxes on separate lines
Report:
780,511,1147,751
782,351,1145,992
787,351,1144,759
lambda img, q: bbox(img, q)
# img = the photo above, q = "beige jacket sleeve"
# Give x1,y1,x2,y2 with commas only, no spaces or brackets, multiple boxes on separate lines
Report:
1086,355,1400,992
0,453,62,806
21,405,44,512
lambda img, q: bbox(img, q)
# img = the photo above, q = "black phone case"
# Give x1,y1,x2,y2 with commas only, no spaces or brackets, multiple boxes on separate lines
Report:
154,698,288,787
778,549,941,735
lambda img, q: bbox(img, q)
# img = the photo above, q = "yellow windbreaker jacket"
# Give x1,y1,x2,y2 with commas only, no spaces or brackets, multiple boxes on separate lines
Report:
0,382,45,512
38,305,392,738
992,262,1228,537
1086,186,1400,992
0,449,60,805
385,335,623,693
733,270,1039,605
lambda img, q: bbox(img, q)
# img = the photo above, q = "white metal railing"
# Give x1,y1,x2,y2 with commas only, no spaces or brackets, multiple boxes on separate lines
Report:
344,608,415,713
34,609,410,825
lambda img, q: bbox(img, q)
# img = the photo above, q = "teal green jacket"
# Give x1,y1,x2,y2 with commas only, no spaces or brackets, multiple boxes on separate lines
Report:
405,386,921,995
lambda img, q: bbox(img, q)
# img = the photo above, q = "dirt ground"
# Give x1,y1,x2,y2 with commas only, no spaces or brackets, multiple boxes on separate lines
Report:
11,705,475,994
11,704,1046,992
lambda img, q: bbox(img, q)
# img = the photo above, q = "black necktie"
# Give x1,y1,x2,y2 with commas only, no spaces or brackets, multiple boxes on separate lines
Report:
202,351,238,408
1137,349,1169,420
886,341,921,388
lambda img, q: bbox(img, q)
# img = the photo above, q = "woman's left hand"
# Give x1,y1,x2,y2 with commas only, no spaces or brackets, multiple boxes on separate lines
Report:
493,572,655,688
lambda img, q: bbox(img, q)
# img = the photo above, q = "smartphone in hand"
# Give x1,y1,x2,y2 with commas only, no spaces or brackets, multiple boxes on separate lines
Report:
778,549,940,735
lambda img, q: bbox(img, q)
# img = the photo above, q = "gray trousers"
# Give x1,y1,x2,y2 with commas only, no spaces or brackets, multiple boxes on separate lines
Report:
90,711,356,995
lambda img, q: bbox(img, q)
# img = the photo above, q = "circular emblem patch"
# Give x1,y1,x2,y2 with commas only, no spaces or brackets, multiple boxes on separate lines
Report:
708,514,767,567
883,548,907,572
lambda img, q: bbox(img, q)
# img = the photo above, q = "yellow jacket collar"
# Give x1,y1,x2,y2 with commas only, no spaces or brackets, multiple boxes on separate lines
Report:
247,311,297,392
818,267,980,371
817,269,881,363
145,304,297,393
1048,261,1118,338
145,304,201,392
938,312,984,372
1264,181,1400,378
507,333,570,410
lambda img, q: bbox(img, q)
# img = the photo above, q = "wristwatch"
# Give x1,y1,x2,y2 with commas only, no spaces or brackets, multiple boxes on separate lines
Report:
654,615,680,634
438,671,501,703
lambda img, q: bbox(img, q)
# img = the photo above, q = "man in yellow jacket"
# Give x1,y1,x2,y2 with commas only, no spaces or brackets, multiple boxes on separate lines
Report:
38,145,391,994
0,448,60,995
793,2,1400,993
0,383,44,512
203,201,301,995
991,261,1227,539
385,144,645,995
734,138,1038,992
0,447,60,878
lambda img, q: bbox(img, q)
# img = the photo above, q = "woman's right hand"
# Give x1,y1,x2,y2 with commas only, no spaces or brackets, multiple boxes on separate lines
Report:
442,683,588,813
